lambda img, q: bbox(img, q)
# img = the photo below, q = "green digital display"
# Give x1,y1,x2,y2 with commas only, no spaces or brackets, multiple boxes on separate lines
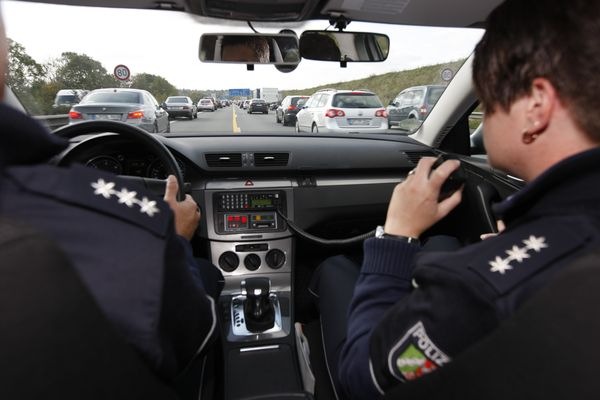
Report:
251,198,272,207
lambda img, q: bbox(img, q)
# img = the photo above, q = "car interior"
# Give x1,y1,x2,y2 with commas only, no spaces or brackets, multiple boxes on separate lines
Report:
6,0,593,399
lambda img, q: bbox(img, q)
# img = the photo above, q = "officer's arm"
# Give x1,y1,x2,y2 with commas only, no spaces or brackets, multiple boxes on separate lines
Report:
367,256,498,393
337,237,421,399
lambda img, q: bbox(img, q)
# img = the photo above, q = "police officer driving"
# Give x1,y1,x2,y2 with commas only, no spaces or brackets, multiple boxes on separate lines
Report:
0,2,223,387
321,0,600,398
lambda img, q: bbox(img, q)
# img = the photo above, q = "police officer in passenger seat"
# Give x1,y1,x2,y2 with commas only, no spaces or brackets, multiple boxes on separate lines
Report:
333,0,600,398
0,6,223,382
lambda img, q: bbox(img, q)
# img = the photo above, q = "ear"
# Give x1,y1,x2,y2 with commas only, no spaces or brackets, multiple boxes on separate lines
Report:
526,78,558,134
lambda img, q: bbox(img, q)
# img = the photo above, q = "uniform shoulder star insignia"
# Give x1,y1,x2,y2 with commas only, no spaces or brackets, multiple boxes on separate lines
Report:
90,179,160,217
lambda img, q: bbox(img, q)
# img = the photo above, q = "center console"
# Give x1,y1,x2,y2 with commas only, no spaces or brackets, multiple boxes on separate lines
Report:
203,180,311,399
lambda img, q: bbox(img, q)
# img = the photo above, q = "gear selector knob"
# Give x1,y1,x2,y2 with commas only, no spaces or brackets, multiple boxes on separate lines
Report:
242,277,275,332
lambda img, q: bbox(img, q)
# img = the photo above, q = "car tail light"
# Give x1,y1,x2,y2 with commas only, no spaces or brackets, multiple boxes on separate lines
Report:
325,109,345,118
419,106,428,116
69,110,82,119
287,105,297,111
127,110,144,119
183,106,190,110
375,109,388,118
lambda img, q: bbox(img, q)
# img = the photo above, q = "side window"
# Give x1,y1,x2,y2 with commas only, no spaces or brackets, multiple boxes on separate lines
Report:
148,94,160,108
317,94,329,107
412,90,424,106
307,94,320,108
399,92,412,107
469,107,485,155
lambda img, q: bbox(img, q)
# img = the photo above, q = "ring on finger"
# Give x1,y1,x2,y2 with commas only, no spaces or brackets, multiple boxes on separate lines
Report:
407,169,416,176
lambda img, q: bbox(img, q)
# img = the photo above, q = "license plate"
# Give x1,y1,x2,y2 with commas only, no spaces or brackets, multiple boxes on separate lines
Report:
90,114,121,120
348,118,370,125
169,106,183,110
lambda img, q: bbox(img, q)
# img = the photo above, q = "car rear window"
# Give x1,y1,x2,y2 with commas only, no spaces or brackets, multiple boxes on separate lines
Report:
167,97,189,103
200,100,212,104
83,92,141,104
427,87,446,104
56,95,77,102
332,93,383,108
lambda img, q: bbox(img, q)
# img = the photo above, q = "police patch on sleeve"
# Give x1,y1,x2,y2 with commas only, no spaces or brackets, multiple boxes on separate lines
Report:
387,321,450,382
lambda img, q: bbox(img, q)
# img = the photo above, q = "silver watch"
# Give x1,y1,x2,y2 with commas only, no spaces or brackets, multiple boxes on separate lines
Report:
375,225,420,244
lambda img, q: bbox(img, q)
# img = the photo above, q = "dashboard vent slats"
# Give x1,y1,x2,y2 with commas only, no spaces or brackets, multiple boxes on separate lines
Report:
205,153,242,167
254,153,289,167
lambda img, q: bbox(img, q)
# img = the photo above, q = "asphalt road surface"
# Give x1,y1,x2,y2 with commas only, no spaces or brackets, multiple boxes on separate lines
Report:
170,105,295,134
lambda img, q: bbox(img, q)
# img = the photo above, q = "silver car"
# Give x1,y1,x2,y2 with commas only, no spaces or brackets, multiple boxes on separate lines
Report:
163,96,197,120
197,98,216,112
69,88,170,133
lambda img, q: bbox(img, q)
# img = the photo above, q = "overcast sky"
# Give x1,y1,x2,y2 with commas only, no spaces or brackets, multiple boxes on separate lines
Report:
3,1,484,91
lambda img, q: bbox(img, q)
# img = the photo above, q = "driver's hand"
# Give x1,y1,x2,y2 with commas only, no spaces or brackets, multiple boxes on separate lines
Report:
163,175,200,241
383,157,463,238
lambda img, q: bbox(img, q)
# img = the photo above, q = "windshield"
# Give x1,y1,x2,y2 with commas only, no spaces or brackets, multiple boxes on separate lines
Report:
4,1,484,136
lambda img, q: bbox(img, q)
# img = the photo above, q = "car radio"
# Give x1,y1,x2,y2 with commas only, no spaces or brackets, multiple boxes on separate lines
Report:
213,191,287,234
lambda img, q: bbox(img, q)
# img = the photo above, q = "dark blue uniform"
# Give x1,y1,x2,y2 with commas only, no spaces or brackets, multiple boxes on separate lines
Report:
338,148,600,399
0,104,223,380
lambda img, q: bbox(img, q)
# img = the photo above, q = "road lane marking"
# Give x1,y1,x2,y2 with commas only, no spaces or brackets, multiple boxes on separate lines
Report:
232,107,241,133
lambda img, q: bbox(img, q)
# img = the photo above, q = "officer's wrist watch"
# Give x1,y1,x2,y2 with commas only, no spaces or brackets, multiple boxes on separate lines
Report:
375,225,420,245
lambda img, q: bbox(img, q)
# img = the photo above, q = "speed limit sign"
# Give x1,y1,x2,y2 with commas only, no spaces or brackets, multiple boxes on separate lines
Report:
114,64,131,81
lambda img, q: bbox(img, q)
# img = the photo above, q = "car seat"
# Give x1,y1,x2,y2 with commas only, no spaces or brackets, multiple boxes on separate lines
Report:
384,247,600,400
0,217,178,400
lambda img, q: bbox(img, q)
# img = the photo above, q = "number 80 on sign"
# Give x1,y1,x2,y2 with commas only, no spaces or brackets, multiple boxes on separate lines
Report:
114,64,131,81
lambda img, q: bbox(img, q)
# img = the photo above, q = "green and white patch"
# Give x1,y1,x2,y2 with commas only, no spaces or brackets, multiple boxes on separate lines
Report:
388,321,450,381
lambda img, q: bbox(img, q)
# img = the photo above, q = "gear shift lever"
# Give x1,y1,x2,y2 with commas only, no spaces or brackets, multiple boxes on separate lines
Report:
242,277,275,333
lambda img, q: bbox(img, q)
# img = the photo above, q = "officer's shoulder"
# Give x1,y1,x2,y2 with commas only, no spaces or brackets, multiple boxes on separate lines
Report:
462,218,593,295
8,163,172,238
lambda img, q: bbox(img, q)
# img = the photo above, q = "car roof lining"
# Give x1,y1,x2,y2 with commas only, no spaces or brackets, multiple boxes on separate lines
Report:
13,0,500,27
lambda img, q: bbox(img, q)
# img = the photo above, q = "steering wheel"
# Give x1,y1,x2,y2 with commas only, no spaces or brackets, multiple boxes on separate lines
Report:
53,120,185,201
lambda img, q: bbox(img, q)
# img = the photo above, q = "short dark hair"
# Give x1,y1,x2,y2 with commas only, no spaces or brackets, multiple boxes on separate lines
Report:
473,0,600,140
221,35,270,63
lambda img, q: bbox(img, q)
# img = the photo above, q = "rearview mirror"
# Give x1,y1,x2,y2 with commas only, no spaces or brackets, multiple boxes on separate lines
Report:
299,31,390,62
199,33,300,65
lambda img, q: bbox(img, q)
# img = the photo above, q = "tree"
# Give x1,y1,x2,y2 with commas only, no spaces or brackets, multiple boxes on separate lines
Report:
50,52,114,90
130,73,178,103
7,39,45,93
180,89,208,103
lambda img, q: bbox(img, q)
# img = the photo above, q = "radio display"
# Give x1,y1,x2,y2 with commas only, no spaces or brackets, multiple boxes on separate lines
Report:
251,197,273,208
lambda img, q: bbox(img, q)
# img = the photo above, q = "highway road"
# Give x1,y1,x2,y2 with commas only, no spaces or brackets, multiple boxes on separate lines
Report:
170,105,296,134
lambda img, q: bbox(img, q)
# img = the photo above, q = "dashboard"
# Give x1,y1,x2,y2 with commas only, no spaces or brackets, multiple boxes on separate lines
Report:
56,132,520,288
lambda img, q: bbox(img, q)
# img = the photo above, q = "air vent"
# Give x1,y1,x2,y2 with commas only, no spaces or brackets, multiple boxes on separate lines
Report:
254,153,289,167
205,153,242,167
404,150,436,166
